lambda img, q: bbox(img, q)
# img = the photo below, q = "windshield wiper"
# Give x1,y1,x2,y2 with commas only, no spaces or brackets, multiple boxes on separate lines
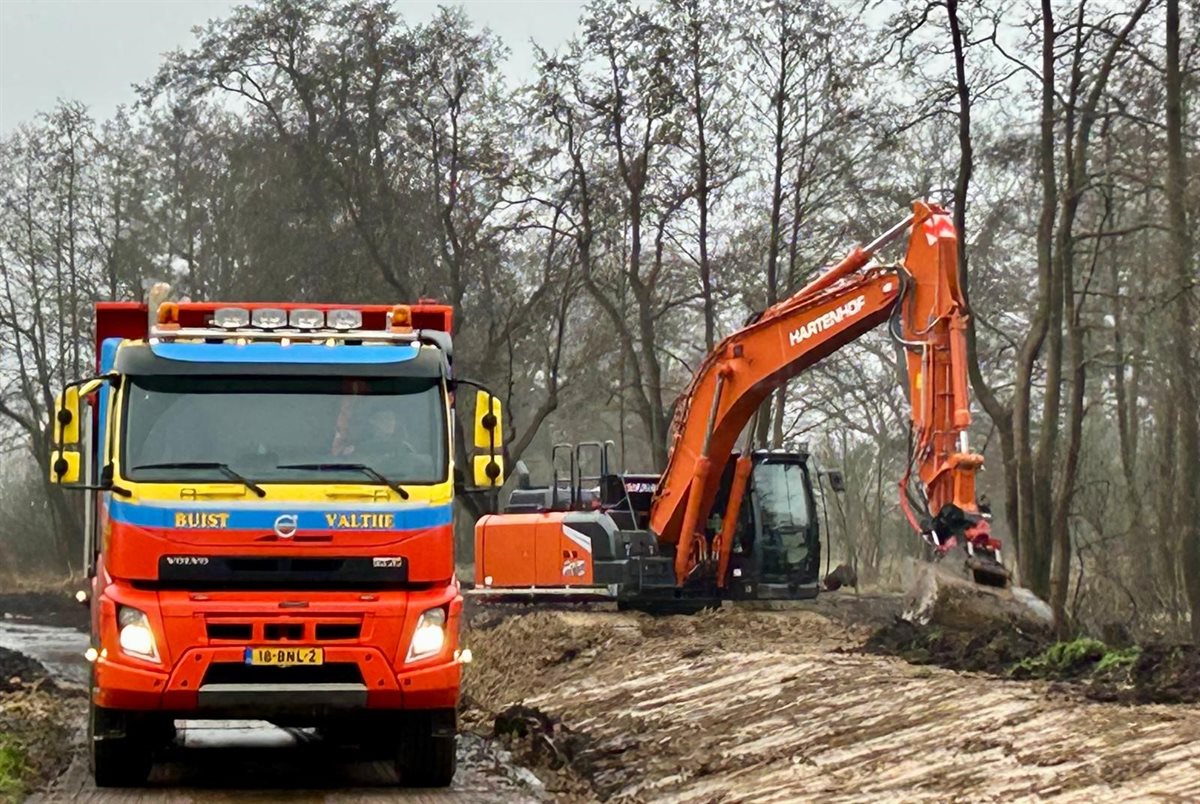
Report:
277,463,410,500
131,462,266,498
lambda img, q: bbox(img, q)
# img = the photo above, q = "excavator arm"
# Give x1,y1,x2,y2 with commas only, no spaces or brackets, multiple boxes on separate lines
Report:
648,202,1007,589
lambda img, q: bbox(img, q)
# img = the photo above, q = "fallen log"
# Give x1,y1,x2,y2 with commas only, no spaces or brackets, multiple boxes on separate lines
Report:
902,559,1053,635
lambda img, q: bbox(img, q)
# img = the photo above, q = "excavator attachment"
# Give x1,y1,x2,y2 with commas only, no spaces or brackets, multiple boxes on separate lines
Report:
966,555,1010,588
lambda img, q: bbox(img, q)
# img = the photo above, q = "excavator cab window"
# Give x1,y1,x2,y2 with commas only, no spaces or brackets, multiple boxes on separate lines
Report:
748,458,820,585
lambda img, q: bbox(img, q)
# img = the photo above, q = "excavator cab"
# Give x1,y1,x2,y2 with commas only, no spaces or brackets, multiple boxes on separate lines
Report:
712,451,822,600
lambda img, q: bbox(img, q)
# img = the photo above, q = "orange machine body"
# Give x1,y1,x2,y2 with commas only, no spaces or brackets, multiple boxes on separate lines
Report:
473,201,1004,602
474,511,595,589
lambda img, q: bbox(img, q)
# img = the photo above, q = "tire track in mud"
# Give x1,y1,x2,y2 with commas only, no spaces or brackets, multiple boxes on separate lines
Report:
476,608,1200,802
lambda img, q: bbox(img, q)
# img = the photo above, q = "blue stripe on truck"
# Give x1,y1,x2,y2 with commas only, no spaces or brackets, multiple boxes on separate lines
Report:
149,341,421,364
108,499,453,531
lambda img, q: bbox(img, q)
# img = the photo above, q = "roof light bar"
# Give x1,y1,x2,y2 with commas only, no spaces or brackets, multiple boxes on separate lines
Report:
289,309,324,330
250,308,287,330
327,309,363,331
213,307,250,329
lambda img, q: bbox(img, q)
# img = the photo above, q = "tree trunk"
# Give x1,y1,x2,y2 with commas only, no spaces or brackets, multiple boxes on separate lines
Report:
758,12,787,449
690,8,715,353
1049,233,1088,634
1013,0,1059,597
1165,0,1200,639
947,0,1019,565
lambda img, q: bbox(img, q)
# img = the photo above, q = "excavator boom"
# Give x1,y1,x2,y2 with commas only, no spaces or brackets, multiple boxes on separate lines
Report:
650,201,1006,588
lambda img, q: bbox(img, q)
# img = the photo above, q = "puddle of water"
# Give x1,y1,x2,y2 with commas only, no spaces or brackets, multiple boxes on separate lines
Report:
0,621,89,685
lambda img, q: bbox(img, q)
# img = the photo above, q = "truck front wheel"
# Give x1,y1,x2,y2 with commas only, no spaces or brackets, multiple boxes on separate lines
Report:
395,709,457,788
88,700,154,788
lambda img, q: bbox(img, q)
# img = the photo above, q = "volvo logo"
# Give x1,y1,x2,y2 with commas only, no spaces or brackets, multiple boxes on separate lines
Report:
273,514,299,539
165,556,209,566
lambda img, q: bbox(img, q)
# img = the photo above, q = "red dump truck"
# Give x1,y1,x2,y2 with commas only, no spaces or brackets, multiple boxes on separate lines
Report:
48,291,504,787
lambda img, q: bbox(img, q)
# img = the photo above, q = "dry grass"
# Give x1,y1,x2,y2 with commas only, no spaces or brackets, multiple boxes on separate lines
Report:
0,572,82,596
0,690,77,802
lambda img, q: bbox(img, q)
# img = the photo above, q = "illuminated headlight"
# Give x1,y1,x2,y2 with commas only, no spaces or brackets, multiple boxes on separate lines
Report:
212,307,250,329
326,309,363,330
289,308,324,330
405,607,446,663
250,307,287,329
117,606,159,661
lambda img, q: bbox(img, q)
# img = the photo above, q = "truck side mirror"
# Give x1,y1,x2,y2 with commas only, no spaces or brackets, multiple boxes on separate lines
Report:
826,470,846,493
50,450,81,484
471,390,505,487
47,374,122,492
50,386,83,485
53,388,81,447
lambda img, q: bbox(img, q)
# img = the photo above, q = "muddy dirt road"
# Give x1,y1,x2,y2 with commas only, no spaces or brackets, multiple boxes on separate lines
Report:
4,595,1199,801
36,729,541,803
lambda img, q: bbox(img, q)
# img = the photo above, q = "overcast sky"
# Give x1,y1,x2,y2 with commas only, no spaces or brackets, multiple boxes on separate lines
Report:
0,0,586,132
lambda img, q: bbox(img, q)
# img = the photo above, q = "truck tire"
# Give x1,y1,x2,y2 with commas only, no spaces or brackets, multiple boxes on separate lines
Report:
395,710,457,788
88,700,153,788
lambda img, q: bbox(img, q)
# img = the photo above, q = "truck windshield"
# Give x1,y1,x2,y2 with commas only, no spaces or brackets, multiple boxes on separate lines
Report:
752,462,812,533
122,376,447,485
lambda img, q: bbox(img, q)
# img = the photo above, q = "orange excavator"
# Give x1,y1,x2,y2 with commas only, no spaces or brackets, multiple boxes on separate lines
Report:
473,201,1008,607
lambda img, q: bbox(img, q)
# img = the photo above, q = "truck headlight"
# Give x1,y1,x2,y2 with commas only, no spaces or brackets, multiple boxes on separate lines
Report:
405,607,446,663
117,606,159,661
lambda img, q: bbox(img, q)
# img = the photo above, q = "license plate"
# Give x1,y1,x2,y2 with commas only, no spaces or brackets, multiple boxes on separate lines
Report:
244,646,324,666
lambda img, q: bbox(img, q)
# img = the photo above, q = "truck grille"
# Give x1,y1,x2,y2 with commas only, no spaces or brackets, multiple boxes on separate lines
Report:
264,623,304,641
205,619,363,643
158,555,407,589
315,623,362,641
206,623,253,641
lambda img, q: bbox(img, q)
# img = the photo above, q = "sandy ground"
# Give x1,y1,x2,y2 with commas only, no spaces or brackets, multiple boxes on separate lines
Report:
463,600,1200,803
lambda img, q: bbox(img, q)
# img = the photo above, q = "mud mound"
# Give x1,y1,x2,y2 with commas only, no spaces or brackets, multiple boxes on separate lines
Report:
461,610,640,728
864,617,1048,673
0,648,55,694
1013,640,1200,705
1128,645,1200,703
867,619,1200,707
494,706,592,778
461,611,639,799
491,704,598,801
